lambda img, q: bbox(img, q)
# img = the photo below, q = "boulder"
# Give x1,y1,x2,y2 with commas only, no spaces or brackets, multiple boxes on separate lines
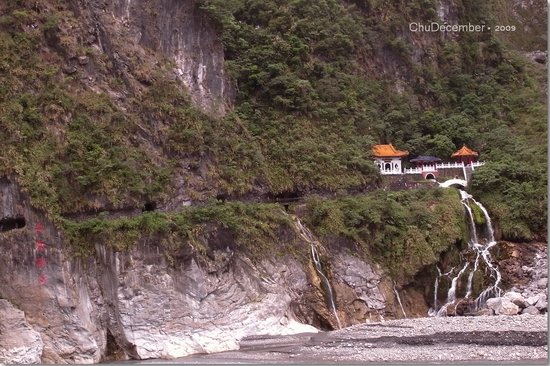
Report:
535,294,547,312
537,278,547,289
522,306,540,315
475,308,494,316
0,299,44,364
485,297,519,316
527,295,540,306
503,291,528,308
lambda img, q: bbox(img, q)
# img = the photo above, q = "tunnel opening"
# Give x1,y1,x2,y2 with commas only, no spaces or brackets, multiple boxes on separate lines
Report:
0,216,26,232
142,201,157,212
267,190,303,204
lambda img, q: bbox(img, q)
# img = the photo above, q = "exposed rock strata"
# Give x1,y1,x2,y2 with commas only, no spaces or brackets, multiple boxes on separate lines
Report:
0,299,44,364
0,177,391,363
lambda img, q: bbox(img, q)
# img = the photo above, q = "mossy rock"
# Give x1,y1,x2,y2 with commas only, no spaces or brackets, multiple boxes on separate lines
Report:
470,201,486,226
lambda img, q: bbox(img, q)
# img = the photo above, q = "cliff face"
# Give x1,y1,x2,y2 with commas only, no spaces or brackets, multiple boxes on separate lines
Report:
108,0,231,116
0,178,403,363
0,0,547,363
72,0,231,117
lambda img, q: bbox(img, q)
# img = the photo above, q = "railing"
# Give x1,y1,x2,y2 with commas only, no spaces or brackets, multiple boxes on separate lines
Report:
436,162,465,169
403,165,437,174
403,167,422,174
471,161,485,168
380,169,403,175
382,161,486,175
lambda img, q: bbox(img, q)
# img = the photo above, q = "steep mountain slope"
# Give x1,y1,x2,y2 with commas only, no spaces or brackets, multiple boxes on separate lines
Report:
0,0,545,239
0,0,547,363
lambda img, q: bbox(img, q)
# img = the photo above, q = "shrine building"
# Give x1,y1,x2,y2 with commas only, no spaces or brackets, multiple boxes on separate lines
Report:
451,145,479,165
372,144,409,175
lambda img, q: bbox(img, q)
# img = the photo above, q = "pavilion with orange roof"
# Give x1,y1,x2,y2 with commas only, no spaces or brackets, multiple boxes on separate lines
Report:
451,145,479,165
372,144,409,175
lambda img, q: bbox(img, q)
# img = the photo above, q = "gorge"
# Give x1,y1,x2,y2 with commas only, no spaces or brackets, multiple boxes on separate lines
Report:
0,0,547,363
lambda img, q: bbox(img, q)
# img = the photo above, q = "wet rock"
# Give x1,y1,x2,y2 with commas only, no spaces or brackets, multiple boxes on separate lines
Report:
503,292,528,309
486,298,519,316
0,299,44,364
521,306,540,315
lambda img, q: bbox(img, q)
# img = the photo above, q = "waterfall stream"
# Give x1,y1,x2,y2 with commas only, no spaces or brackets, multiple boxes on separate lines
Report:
291,215,342,329
393,281,407,318
432,189,502,316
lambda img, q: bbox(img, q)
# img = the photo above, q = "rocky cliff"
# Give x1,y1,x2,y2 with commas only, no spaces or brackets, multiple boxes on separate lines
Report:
0,177,406,363
0,0,547,363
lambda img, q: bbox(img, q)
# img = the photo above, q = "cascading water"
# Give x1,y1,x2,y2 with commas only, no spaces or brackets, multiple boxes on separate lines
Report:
393,281,407,318
291,215,342,329
431,189,502,316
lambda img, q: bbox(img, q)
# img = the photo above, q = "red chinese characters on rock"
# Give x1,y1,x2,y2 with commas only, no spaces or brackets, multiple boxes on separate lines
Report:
34,223,44,235
35,257,46,268
38,273,48,285
35,240,46,252
34,223,48,285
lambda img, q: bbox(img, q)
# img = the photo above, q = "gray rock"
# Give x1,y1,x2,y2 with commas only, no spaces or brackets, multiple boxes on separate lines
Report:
522,306,540,315
485,297,501,310
62,65,77,74
332,253,385,310
534,295,547,311
0,299,44,364
503,291,528,308
536,278,547,289
527,295,540,306
475,308,495,316
485,297,519,316
78,56,89,65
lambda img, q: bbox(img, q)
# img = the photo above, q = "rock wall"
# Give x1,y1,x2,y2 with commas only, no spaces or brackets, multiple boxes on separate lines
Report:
0,300,44,364
108,0,232,116
0,177,400,363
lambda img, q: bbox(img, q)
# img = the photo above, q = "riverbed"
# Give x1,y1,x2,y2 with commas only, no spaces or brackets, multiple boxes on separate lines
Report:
121,314,547,364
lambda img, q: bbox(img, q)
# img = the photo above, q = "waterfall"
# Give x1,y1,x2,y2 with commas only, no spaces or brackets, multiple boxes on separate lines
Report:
393,281,407,318
459,190,478,241
311,245,342,329
291,215,342,329
436,262,469,316
465,252,480,298
428,266,441,316
434,189,502,316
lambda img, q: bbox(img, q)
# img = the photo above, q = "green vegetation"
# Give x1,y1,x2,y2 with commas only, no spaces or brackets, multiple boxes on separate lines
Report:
304,188,467,280
198,0,546,240
63,202,292,260
469,200,487,226
0,0,546,243
63,188,467,282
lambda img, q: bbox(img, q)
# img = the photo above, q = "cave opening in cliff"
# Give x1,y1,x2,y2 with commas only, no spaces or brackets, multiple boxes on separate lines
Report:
267,190,303,204
0,216,26,232
142,201,157,212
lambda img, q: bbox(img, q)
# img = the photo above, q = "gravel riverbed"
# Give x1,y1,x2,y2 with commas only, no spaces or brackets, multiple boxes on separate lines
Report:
142,314,548,364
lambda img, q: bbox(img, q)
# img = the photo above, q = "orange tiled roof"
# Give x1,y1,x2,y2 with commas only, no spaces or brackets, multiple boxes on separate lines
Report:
372,144,409,158
451,145,478,157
